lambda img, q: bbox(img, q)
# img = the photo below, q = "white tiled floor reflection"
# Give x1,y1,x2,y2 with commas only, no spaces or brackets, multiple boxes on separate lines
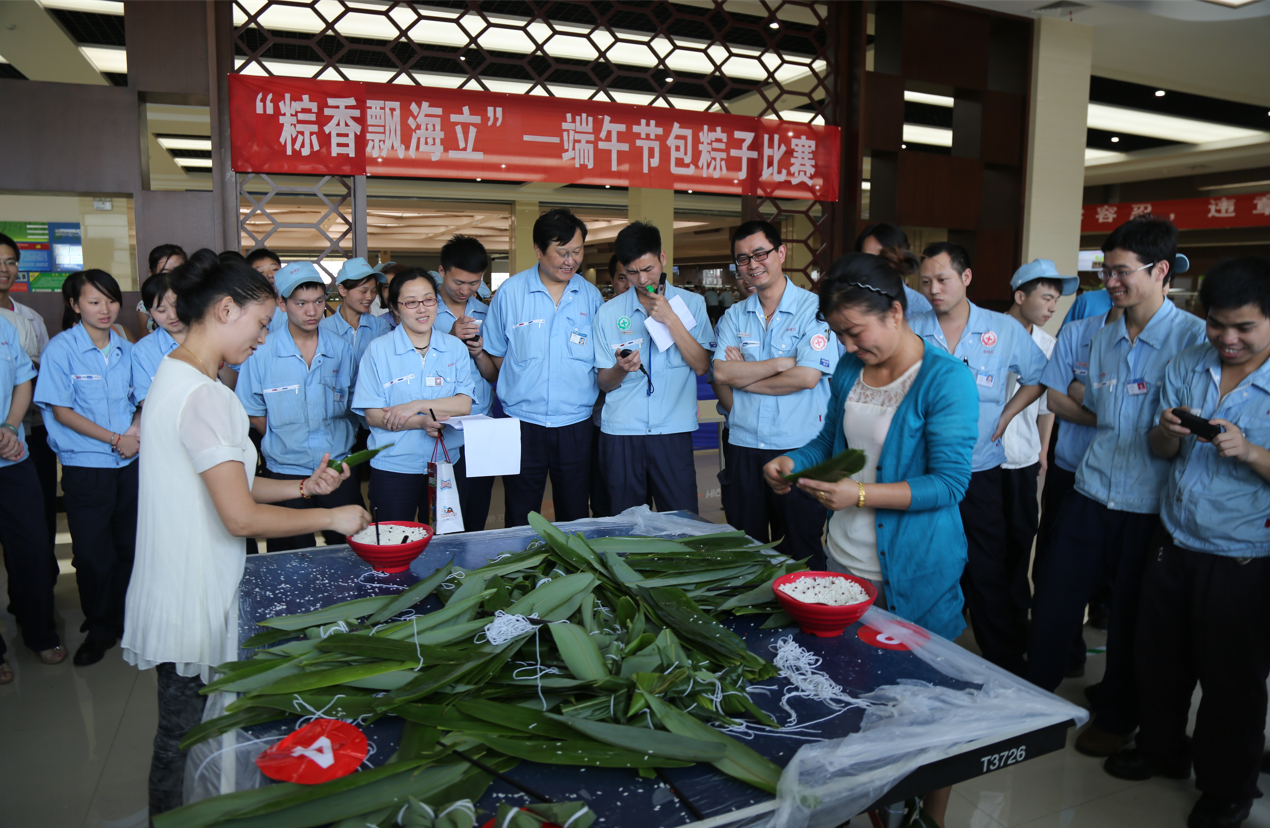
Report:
3,454,1268,827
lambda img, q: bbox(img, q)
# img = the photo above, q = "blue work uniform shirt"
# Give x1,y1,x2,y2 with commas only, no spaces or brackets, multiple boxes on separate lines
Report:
911,303,1047,473
712,277,838,451
1042,313,1108,473
235,324,356,475
0,315,38,470
268,306,289,333
319,309,390,386
1076,298,1207,514
1061,289,1113,327
1158,344,1270,557
904,285,933,318
482,266,602,428
352,326,476,474
434,295,494,417
594,284,712,436
34,323,135,468
130,327,180,405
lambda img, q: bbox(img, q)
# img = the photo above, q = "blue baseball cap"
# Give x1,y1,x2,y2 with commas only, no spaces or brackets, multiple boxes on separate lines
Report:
336,257,395,285
274,261,326,298
1010,259,1079,296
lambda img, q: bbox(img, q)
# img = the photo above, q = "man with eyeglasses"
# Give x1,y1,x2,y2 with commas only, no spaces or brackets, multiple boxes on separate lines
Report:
712,220,838,568
1026,215,1206,758
593,222,711,514
433,235,498,532
912,241,1048,677
482,208,603,527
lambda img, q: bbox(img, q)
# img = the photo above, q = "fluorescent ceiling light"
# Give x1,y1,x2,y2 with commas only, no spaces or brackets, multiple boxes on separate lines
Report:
1087,103,1264,144
904,91,954,108
902,124,953,147
862,181,872,190
174,158,214,168
1084,147,1127,164
233,1,823,86
0,54,7,65
1197,179,1270,190
1199,0,1264,6
157,137,213,151
79,45,126,75
37,0,123,14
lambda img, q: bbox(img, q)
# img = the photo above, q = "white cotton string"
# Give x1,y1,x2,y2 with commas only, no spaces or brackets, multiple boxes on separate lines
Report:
536,577,553,587
360,739,378,768
412,617,424,670
562,806,591,828
191,735,284,784
477,611,539,645
768,636,869,726
396,804,409,826
292,693,349,727
357,569,408,590
439,799,475,822
500,806,521,828
440,570,467,590
490,553,512,562
319,620,350,639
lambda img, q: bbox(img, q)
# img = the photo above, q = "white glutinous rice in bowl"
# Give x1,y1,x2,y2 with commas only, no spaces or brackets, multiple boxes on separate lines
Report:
352,525,429,546
779,576,869,606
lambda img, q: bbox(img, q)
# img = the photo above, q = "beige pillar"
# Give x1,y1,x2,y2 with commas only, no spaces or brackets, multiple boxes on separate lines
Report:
628,188,674,278
509,200,539,275
1021,16,1094,335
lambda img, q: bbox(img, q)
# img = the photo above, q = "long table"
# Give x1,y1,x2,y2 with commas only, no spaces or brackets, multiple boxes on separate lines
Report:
204,512,1082,827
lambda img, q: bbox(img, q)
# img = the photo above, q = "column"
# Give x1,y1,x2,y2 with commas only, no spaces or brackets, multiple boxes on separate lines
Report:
509,200,539,275
628,188,674,278
1021,16,1094,332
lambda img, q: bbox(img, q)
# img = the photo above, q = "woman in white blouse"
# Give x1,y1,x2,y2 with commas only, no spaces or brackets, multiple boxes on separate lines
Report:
121,249,370,816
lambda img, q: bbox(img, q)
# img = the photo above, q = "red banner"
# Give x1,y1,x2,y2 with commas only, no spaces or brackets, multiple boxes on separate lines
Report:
1081,192,1270,234
229,74,840,201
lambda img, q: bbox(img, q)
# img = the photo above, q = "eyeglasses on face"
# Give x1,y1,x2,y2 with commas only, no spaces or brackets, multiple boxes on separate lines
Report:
735,247,776,267
398,296,438,310
1099,262,1155,283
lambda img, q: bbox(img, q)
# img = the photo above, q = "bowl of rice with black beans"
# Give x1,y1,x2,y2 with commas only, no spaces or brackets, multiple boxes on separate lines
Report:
347,521,434,573
772,571,877,637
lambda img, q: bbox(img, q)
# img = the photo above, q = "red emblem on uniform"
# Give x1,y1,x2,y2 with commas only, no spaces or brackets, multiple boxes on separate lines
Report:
255,719,369,784
810,334,828,351
981,331,998,348
858,618,930,651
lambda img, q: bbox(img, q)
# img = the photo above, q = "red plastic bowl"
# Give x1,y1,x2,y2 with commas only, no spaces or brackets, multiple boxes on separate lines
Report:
346,521,433,573
772,571,877,637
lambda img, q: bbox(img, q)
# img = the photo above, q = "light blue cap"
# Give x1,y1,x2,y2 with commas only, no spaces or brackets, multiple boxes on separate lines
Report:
275,261,326,298
1174,253,1190,274
1010,259,1079,296
337,257,395,285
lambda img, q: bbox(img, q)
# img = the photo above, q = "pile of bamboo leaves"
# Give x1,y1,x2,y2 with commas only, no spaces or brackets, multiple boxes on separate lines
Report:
159,513,806,828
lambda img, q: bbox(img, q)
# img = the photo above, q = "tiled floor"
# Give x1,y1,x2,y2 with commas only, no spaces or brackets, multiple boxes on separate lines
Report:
2,453,1267,828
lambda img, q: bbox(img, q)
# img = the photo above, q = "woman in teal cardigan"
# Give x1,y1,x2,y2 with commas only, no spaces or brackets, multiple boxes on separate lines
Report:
763,250,978,642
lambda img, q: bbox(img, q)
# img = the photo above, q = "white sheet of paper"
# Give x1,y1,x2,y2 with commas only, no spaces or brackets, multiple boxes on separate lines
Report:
443,414,492,431
643,295,697,353
453,416,521,477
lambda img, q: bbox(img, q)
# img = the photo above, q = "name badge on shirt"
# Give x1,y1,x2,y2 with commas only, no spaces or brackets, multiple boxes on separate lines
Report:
512,319,545,330
740,340,761,349
976,372,995,388
384,374,415,388
71,374,102,381
1126,377,1149,396
264,384,300,394
1074,362,1089,376
616,338,644,351
425,376,444,387
569,332,587,346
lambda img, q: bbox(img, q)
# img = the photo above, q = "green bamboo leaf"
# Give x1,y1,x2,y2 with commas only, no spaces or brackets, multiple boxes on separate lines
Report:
178,707,291,750
639,688,781,793
635,566,758,589
257,596,390,631
380,594,492,639
225,692,382,718
524,803,595,828
471,734,691,768
586,537,693,555
151,781,301,828
315,634,473,665
760,610,793,629
716,577,781,611
782,447,867,484
456,699,579,740
602,550,645,586
367,563,453,625
548,623,609,681
247,660,418,697
639,587,753,665
343,671,425,691
240,628,303,649
506,573,596,618
551,714,727,762
202,655,301,694
621,632,656,657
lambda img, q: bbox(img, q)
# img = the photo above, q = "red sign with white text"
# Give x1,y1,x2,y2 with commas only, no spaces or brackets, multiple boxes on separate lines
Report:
1081,192,1270,234
229,74,840,201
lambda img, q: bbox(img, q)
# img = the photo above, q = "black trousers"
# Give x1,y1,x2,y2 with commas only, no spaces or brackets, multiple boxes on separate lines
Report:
1035,464,1086,672
454,454,495,532
258,470,364,552
503,419,592,528
588,422,611,519
1026,491,1158,734
719,441,827,571
149,663,207,816
0,457,59,658
1136,532,1270,802
600,432,698,515
1001,463,1040,624
61,462,138,642
368,467,430,524
959,467,1026,675
27,425,58,556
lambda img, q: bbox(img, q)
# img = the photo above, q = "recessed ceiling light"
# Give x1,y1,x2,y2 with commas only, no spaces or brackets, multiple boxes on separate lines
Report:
769,21,779,28
687,190,693,193
174,158,213,168
604,185,610,188
1111,136,1120,142
902,124,952,147
664,77,673,83
1087,103,1262,143
1154,90,1166,97
459,56,466,61
476,177,481,181
157,137,213,151
901,143,907,148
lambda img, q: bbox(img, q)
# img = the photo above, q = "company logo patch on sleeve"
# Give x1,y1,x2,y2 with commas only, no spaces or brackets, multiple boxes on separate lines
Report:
810,334,828,351
820,358,830,368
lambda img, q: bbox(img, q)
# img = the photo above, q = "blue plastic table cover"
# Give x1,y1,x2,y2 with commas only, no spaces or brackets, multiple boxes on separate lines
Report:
186,508,1087,828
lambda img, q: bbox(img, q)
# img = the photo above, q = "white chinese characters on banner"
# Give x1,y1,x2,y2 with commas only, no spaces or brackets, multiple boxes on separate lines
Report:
698,126,727,178
789,137,816,186
1096,205,1118,224
731,131,757,177
451,106,483,160
562,114,595,169
634,120,663,173
1129,203,1152,219
597,116,629,171
277,93,320,157
1208,198,1236,219
408,101,444,161
1255,195,1270,217
367,100,405,159
762,134,787,182
323,98,362,158
667,123,695,175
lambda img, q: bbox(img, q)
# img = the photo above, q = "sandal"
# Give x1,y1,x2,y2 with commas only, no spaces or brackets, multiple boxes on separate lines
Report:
0,663,13,685
39,646,67,665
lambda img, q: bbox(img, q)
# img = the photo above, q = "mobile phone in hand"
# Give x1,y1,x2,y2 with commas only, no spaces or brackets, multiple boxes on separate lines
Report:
1173,408,1224,441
